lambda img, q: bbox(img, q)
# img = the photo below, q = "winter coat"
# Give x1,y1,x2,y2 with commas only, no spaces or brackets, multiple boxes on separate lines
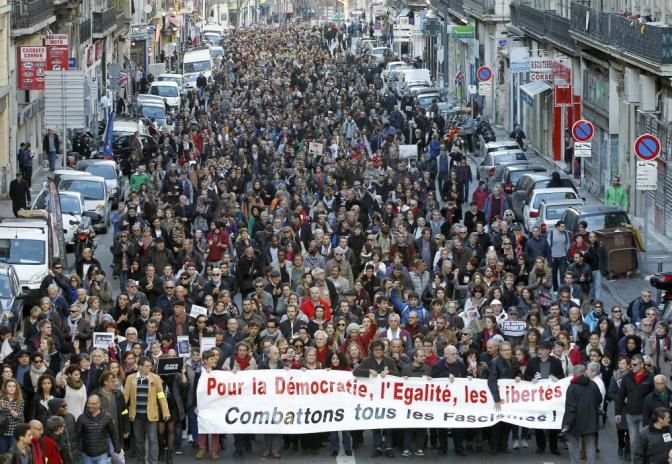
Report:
617,370,655,416
562,374,603,436
634,425,672,464
76,409,121,457
487,356,522,403
47,398,78,464
641,389,672,427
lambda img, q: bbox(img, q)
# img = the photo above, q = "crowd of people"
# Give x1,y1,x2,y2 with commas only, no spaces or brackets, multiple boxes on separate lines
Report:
1,22,670,464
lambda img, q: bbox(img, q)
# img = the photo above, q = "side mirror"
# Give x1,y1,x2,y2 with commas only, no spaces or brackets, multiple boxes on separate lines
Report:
69,220,80,226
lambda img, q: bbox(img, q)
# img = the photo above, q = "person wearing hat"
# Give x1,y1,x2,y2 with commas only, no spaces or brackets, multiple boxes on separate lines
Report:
8,171,30,217
523,340,565,454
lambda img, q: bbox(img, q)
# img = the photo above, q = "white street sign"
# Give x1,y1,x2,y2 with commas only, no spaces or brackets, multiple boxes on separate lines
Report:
574,141,592,157
468,84,477,95
478,81,492,95
636,160,657,191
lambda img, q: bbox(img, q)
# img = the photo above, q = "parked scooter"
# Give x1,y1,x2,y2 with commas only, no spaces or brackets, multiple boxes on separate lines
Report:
650,272,672,322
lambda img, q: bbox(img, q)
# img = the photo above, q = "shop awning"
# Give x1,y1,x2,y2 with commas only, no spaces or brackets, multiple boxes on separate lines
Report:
398,8,410,17
520,80,552,98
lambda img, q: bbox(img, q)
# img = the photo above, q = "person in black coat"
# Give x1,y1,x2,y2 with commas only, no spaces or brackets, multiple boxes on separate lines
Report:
8,172,30,217
523,341,565,455
487,341,522,454
431,345,468,456
634,407,672,464
617,354,655,454
641,374,672,427
561,365,603,462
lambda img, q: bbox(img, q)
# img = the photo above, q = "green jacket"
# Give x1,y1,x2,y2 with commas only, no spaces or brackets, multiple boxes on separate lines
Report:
605,185,628,211
129,172,150,192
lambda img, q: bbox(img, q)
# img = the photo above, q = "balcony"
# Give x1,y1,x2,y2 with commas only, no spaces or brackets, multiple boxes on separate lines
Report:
11,0,55,35
463,0,509,20
79,17,91,43
92,6,119,37
570,2,672,68
511,2,575,53
435,0,466,19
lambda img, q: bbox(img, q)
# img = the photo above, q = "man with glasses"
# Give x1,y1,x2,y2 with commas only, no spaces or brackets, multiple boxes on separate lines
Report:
616,354,654,462
156,281,177,317
353,340,399,458
125,357,170,464
584,300,607,332
40,258,69,295
326,246,355,289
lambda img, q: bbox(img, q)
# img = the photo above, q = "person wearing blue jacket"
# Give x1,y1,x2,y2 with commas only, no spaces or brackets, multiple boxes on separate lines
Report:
390,283,429,326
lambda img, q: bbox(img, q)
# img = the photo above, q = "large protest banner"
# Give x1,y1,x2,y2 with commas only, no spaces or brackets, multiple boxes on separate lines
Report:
197,370,569,434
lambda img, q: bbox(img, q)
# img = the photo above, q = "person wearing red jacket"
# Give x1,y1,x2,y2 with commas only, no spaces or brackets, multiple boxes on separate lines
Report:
472,180,490,211
43,416,65,464
300,287,332,320
206,221,229,264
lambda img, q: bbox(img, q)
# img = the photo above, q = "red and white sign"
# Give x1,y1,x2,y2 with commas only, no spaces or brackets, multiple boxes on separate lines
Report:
46,46,69,71
634,134,662,161
552,57,572,85
554,84,572,108
17,46,47,90
572,120,595,142
44,34,69,46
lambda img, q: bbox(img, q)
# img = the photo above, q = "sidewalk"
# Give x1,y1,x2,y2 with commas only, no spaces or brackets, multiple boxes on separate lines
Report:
0,157,54,218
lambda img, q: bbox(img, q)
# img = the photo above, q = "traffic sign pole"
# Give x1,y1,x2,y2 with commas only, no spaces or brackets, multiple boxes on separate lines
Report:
634,133,662,261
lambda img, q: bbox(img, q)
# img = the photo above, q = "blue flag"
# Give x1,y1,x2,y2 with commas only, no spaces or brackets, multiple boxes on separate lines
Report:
103,110,115,160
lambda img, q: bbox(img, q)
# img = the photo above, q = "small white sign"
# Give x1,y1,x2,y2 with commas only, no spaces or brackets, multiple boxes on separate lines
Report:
92,332,114,349
574,141,592,158
190,304,208,318
468,84,477,95
200,337,216,354
636,160,657,191
478,81,492,95
177,335,191,357
399,144,418,159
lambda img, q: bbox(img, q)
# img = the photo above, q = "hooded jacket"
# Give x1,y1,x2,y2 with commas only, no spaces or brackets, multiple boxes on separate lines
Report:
48,398,79,464
634,424,672,464
562,374,603,436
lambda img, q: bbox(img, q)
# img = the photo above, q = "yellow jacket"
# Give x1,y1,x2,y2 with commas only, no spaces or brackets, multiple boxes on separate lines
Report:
124,372,170,422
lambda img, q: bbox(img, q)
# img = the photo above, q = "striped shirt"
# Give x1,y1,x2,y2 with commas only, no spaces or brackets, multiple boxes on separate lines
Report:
136,376,149,415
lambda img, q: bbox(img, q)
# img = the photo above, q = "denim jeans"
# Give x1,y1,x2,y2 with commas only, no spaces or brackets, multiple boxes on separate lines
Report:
552,257,567,292
0,435,14,454
626,414,643,463
568,433,596,464
187,406,198,443
132,414,159,464
48,150,57,172
591,270,602,301
330,431,352,452
81,453,112,464
109,440,125,463
372,429,392,451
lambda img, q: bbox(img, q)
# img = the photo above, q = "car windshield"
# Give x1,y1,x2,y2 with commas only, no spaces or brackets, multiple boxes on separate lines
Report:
584,212,631,230
183,60,211,73
494,153,526,165
84,164,116,179
141,106,166,120
204,34,222,45
546,204,580,221
510,170,537,183
0,275,12,299
533,192,578,209
150,86,178,97
417,95,438,104
158,77,180,86
34,192,81,215
59,179,104,200
211,49,224,57
0,239,45,265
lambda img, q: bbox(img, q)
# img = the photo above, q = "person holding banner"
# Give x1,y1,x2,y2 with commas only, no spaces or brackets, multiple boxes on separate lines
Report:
487,341,522,454
353,339,400,458
431,344,468,456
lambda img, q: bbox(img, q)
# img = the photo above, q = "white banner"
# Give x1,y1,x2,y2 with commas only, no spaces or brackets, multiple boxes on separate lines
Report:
196,370,569,434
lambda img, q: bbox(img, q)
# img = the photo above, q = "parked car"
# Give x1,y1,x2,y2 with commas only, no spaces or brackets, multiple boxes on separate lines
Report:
510,172,577,220
369,47,392,65
112,119,147,138
0,264,26,329
56,173,110,233
489,163,544,194
382,61,411,85
413,88,441,110
149,81,181,111
561,204,632,236
476,149,527,181
112,133,158,163
522,188,581,232
537,198,585,235
479,140,520,158
31,190,86,246
76,159,124,204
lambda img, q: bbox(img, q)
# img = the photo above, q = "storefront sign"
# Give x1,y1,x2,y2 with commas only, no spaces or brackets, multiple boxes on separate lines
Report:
17,47,47,90
554,84,572,107
451,25,475,39
44,34,69,46
510,47,530,73
552,57,572,84
46,46,69,71
196,370,570,434
530,57,552,81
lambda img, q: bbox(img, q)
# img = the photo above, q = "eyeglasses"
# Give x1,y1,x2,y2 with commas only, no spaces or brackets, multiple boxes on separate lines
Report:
612,309,622,313
293,344,304,348
165,286,175,289
34,360,43,364
594,305,603,308
255,285,264,289
53,266,62,270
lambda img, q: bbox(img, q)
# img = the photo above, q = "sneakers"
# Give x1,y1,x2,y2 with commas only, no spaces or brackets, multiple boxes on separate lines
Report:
345,450,353,456
384,449,394,458
512,440,519,450
210,450,219,459
195,449,206,459
401,449,411,457
370,449,383,458
521,439,529,448
414,450,425,457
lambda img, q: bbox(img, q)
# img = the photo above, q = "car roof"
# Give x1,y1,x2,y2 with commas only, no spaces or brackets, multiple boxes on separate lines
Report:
59,173,106,182
490,149,526,156
150,81,179,88
541,198,584,208
485,141,519,149
77,159,119,170
505,164,543,172
531,187,577,195
415,87,440,94
158,73,182,78
520,173,551,181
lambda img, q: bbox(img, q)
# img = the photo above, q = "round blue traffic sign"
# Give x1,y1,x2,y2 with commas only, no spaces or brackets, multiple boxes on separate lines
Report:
572,120,594,142
634,134,661,161
477,66,492,82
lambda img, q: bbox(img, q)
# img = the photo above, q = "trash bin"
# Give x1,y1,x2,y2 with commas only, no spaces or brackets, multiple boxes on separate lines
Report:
595,228,638,277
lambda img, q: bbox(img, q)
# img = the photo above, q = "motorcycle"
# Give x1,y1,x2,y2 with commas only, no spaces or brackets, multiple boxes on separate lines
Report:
476,118,496,147
650,272,672,322
73,215,96,261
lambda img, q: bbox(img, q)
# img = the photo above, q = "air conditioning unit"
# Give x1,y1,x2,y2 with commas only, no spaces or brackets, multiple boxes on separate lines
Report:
624,67,640,103
639,74,657,111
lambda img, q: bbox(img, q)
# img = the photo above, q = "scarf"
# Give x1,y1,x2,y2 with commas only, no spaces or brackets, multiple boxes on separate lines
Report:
235,354,251,371
66,376,84,390
30,363,47,391
634,370,647,384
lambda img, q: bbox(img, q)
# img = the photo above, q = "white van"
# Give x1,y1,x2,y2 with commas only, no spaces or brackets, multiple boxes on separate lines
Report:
183,49,213,89
202,24,224,45
157,73,184,92
149,81,181,111
0,218,50,290
394,68,432,97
